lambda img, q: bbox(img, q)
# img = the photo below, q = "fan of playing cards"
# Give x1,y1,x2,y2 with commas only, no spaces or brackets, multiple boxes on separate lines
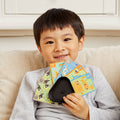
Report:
33,60,96,104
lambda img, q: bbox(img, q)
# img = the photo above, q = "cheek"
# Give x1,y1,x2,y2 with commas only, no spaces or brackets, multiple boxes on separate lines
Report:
43,50,51,57
42,47,54,58
42,46,52,52
69,43,79,52
69,44,79,59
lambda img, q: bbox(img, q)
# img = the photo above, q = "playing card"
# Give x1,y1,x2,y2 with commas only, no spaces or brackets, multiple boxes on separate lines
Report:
33,70,58,104
33,60,96,104
67,73,96,96
50,61,64,84
56,59,79,79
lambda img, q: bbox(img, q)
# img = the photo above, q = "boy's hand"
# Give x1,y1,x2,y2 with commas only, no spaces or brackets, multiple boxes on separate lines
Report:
62,93,89,120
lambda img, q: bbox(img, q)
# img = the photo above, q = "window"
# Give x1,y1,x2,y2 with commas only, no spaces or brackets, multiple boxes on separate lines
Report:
5,0,116,15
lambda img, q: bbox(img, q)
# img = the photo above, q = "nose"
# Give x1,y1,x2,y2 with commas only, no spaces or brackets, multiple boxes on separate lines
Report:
54,42,65,52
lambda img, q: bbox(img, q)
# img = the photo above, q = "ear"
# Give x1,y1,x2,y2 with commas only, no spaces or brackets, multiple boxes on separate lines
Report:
78,36,85,51
37,45,43,56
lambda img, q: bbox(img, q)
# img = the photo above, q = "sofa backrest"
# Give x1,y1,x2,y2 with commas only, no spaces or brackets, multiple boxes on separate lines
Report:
0,45,120,120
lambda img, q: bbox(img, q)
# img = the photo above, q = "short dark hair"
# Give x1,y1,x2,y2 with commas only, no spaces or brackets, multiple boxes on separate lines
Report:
33,8,85,46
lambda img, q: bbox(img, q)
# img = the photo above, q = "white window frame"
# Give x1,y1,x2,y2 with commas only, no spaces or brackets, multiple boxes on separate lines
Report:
0,0,120,31
4,0,116,15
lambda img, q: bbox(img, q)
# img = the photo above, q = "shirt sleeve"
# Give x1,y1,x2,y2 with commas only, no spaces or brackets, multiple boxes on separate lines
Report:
9,72,38,120
89,67,120,120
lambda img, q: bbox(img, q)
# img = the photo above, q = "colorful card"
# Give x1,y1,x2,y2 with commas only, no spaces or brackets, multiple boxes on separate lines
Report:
67,73,96,96
56,59,79,79
33,70,58,104
33,60,96,104
65,64,87,79
50,61,64,84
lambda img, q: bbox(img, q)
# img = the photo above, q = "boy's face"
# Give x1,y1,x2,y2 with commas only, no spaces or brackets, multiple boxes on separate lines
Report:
37,26,84,64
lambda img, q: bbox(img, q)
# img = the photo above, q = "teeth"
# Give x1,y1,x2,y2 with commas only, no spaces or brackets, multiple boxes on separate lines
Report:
58,56,64,58
55,55,68,59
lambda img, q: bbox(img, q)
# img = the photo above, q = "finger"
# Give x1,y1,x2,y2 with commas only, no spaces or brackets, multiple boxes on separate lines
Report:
67,93,85,107
66,94,80,104
63,96,77,108
62,102,75,112
72,93,83,100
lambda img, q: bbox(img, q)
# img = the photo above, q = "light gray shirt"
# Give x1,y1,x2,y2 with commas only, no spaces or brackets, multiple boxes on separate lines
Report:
10,64,120,120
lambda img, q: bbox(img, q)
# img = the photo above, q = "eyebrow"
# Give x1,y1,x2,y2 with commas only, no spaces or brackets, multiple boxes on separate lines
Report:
42,33,73,41
63,33,73,37
43,36,54,41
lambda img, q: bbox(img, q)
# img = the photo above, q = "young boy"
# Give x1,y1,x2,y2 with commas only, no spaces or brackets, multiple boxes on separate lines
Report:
10,8,120,120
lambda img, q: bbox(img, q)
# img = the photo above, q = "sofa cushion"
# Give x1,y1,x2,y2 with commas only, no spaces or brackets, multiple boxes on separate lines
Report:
0,45,120,120
0,50,48,120
75,45,120,101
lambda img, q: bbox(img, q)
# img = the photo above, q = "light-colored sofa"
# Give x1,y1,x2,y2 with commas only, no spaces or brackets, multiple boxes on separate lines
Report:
0,45,120,120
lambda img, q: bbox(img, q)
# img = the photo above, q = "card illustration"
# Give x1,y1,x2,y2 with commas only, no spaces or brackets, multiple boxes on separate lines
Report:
33,70,58,104
50,61,64,84
69,73,96,96
33,60,96,104
56,59,79,79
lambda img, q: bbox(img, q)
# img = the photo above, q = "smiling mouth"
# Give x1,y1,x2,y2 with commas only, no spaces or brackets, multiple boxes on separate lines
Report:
54,54,68,60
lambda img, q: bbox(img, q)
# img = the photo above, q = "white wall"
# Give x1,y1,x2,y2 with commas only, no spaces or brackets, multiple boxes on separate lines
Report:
0,0,120,51
0,36,37,51
85,36,120,48
0,32,120,51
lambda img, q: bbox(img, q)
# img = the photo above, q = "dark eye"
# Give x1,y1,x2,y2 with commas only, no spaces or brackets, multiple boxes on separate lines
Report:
46,41,54,44
64,38,71,41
